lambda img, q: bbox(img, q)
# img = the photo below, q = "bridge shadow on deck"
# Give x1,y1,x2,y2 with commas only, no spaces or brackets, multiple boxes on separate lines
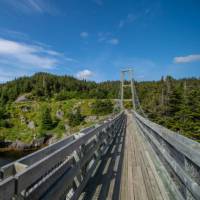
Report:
80,117,127,200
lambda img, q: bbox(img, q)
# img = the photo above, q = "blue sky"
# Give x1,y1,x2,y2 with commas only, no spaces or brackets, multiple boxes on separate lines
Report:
0,0,200,82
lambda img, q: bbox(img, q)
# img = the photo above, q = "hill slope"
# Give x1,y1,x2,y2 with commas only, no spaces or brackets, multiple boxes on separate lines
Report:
0,73,200,142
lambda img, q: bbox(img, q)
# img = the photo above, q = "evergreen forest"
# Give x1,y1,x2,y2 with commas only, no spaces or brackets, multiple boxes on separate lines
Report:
0,73,199,142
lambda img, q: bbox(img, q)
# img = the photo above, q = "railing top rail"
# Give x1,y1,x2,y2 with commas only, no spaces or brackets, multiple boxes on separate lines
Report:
0,111,123,180
134,111,200,167
0,111,125,200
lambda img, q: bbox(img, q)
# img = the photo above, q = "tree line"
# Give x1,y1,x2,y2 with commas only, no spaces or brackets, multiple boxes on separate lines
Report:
135,76,200,141
0,73,200,141
0,72,120,105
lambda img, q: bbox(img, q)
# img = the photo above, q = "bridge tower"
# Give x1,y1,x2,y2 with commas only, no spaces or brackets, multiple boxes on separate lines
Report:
120,68,135,110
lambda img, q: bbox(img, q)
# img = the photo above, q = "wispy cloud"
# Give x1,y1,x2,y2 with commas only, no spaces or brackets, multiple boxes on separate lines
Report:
107,38,119,45
92,0,103,6
80,32,89,38
118,4,158,29
97,33,119,45
0,38,79,82
173,54,200,63
97,32,111,42
0,38,77,71
0,28,29,41
119,13,138,28
76,69,94,79
0,38,59,69
3,0,59,15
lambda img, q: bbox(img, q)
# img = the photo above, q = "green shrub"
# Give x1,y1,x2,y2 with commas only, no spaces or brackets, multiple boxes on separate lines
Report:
0,119,13,128
68,107,85,127
91,100,113,115
40,106,54,130
55,91,68,101
124,101,133,109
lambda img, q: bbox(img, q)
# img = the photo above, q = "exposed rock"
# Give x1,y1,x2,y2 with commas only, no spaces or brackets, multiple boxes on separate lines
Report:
47,137,57,145
20,115,27,124
21,105,31,112
88,102,93,108
27,121,35,129
72,109,77,114
73,102,82,109
4,136,48,151
64,124,70,132
85,116,97,123
9,140,31,150
15,95,29,103
32,137,45,147
56,110,64,119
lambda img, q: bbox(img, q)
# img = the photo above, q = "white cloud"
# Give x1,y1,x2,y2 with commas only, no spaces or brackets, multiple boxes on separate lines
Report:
174,54,200,63
4,0,59,15
119,13,138,28
118,6,156,29
0,36,79,82
0,28,29,41
97,32,112,43
76,69,93,79
0,38,60,69
97,33,119,45
80,32,89,38
64,57,78,62
108,38,119,45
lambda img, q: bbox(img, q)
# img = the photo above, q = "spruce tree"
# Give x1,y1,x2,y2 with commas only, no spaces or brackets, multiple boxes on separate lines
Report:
41,106,53,130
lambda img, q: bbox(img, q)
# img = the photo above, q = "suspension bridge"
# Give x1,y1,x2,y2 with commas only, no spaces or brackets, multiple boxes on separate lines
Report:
0,69,200,200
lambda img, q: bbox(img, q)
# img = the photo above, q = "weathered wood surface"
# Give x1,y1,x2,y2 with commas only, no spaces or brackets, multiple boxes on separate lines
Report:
0,112,125,200
120,112,169,200
135,111,200,200
80,112,169,200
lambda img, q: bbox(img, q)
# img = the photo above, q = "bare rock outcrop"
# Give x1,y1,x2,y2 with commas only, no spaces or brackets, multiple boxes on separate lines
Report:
15,95,29,103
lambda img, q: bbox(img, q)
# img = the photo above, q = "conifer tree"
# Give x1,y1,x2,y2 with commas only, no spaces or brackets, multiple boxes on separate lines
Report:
41,106,53,130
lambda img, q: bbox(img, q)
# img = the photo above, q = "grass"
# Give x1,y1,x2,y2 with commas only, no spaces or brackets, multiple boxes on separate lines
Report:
0,99,113,143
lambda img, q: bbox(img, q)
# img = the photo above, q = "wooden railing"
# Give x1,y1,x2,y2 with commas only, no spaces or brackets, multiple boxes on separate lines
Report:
134,111,200,200
0,112,126,200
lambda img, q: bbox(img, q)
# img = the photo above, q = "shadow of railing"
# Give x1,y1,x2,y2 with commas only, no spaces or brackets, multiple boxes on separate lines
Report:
81,116,127,200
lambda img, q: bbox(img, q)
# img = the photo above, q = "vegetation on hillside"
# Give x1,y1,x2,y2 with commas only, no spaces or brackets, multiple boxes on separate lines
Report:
91,100,113,115
0,73,200,142
0,72,119,105
136,76,200,141
67,107,85,127
0,99,114,143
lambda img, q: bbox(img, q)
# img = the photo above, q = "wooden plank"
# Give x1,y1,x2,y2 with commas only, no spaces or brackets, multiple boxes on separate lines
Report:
145,151,170,200
127,128,134,200
120,128,128,200
135,123,163,200
133,166,148,200
119,113,169,200
136,117,171,200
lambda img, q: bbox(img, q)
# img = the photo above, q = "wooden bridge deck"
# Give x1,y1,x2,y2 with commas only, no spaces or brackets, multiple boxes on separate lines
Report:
80,112,169,200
